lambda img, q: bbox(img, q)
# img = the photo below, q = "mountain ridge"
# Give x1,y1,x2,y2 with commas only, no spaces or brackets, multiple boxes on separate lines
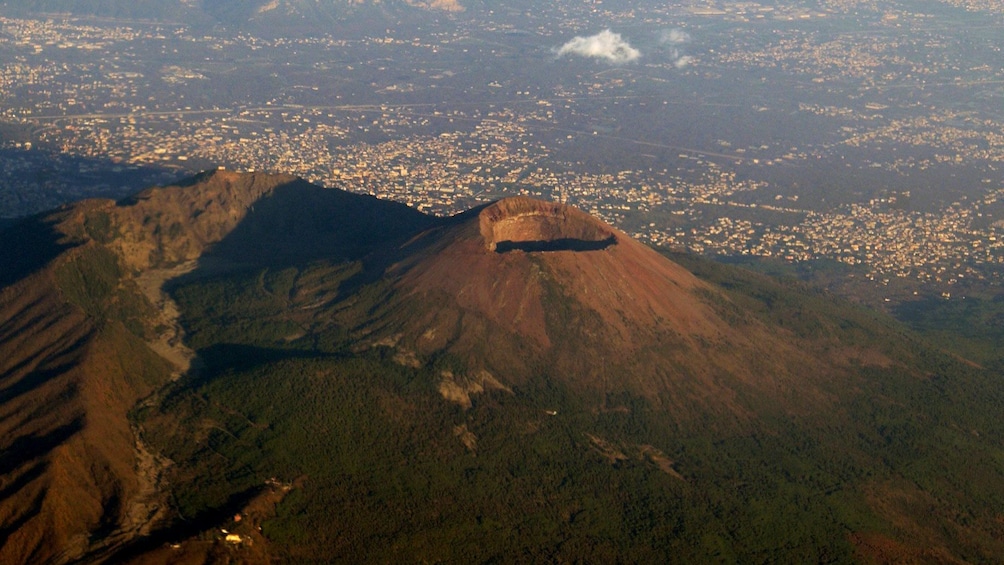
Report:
0,169,429,563
0,0,466,28
2,170,1004,562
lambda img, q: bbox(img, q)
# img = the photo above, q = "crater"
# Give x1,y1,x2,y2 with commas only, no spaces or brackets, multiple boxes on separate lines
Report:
479,197,617,253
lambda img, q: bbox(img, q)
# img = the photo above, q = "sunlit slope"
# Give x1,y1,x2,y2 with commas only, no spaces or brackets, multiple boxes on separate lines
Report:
0,213,174,564
3,170,1003,562
142,182,1004,562
0,170,430,564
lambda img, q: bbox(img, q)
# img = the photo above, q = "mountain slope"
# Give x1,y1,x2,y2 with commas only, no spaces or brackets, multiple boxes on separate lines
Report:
145,177,1004,562
270,195,890,430
0,170,431,564
3,171,1004,562
378,198,821,401
0,235,173,564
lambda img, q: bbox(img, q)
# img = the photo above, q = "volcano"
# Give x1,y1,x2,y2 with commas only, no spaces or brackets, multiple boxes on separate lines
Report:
2,171,1004,563
295,194,835,423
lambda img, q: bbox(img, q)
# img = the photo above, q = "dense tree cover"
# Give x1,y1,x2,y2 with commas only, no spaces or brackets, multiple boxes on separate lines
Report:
895,295,1004,369
147,353,869,562
695,252,1004,371
139,255,1004,561
54,244,161,338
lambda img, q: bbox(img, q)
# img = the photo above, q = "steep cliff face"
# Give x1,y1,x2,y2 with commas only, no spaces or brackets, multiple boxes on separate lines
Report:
478,197,616,252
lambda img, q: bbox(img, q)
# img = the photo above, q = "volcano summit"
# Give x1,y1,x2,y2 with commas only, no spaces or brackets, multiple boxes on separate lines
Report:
2,171,1004,563
479,197,616,253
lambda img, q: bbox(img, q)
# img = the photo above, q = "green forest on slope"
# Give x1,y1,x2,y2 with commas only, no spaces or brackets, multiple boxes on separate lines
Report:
136,254,1004,562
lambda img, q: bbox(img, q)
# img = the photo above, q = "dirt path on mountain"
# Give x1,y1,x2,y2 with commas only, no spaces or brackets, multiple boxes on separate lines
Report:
72,262,202,563
135,261,200,378
72,425,174,563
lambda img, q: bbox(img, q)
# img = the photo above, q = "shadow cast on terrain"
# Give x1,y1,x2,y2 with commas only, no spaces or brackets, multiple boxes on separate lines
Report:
203,179,435,269
0,420,82,545
332,206,482,299
88,485,266,564
332,227,440,299
0,146,182,287
0,146,179,221
0,417,83,478
0,351,88,407
162,177,440,313
0,487,47,558
196,342,333,376
158,176,445,331
0,460,48,505
0,216,77,287
0,461,50,547
153,344,338,398
495,236,616,254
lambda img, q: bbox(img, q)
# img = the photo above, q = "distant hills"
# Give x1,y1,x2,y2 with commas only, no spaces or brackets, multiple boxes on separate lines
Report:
2,170,1004,562
0,0,465,27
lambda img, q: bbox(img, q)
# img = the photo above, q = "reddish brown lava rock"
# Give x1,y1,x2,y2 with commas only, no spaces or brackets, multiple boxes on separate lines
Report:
478,197,616,252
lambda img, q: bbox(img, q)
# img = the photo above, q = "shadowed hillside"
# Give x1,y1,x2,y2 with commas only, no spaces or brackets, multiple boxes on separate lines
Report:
0,170,432,564
4,171,1004,563
0,214,75,287
150,182,1004,562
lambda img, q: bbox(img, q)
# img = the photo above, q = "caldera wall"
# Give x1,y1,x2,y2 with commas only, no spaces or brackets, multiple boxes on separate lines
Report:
479,197,616,252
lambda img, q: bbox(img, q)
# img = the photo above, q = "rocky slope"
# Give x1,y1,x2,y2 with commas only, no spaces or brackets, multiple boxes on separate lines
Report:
3,171,1004,563
295,195,861,424
0,170,428,564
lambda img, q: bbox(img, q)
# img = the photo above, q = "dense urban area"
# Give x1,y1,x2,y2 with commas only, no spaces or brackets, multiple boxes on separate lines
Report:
2,0,1003,303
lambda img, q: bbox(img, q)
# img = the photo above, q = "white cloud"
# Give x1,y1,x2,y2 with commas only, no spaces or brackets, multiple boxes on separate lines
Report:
555,30,640,64
656,28,694,68
660,28,691,45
